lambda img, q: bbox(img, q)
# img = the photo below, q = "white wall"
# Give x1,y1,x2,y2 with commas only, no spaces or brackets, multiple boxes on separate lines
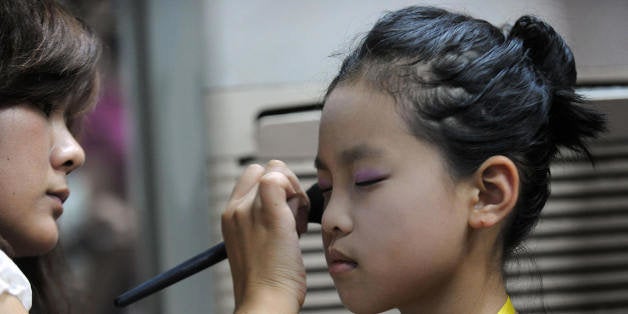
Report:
202,0,568,89
202,0,628,89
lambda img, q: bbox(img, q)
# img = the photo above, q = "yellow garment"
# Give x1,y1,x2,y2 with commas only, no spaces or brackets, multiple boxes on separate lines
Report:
497,296,516,314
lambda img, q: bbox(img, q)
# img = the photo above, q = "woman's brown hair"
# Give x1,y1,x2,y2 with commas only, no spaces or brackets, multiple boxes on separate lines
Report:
0,0,101,313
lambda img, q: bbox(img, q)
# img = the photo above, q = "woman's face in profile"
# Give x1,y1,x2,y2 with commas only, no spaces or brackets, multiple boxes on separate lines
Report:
0,103,85,257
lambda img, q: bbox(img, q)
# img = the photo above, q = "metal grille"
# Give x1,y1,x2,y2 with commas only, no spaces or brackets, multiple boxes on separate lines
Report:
507,140,628,314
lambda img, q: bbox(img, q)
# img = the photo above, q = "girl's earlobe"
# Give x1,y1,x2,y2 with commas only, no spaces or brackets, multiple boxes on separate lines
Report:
468,156,519,229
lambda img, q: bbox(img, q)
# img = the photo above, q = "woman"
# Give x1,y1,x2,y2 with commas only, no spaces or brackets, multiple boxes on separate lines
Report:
0,0,100,312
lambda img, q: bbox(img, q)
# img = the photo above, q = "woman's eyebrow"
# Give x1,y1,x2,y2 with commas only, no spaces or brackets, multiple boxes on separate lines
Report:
314,144,384,170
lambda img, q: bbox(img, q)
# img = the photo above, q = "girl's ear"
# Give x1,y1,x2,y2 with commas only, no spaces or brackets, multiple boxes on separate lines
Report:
468,156,519,229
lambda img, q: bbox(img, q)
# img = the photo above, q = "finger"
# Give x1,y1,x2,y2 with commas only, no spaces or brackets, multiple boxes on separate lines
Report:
223,164,265,241
256,171,298,230
229,164,265,200
288,197,309,236
223,164,265,230
264,160,309,212
263,161,310,234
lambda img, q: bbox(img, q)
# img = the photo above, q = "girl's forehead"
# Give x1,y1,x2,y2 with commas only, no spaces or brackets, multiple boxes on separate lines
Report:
321,83,415,142
318,83,419,162
322,83,394,122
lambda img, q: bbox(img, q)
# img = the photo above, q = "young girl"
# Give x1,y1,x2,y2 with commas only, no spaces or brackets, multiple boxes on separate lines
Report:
221,6,606,314
0,0,100,313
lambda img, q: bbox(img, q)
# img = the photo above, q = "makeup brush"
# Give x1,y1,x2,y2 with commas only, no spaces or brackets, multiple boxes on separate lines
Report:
114,183,324,307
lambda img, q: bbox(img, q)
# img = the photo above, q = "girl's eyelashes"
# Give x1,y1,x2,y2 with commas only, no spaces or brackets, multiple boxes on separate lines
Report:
316,170,388,193
354,170,388,187
355,176,387,187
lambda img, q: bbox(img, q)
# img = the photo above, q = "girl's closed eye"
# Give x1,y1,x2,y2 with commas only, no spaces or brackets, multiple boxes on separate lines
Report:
354,170,388,187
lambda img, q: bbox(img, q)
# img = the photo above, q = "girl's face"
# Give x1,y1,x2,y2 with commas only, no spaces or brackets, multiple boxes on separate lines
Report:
316,82,472,313
0,103,85,257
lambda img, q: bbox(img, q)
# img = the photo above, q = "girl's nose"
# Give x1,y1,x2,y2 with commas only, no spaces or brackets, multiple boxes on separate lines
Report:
51,125,86,174
321,193,353,238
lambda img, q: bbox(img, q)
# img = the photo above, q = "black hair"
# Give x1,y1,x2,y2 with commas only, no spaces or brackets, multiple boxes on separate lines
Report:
0,0,101,313
325,6,606,259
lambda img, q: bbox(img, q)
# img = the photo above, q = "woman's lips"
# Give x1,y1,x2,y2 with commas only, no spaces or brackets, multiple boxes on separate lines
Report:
47,189,69,219
327,249,358,275
47,195,64,218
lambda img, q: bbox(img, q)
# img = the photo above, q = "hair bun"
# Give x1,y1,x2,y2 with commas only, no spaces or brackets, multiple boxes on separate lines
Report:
509,15,606,156
509,15,576,88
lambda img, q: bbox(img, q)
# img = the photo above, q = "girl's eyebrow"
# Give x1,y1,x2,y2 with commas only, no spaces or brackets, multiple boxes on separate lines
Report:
315,144,384,171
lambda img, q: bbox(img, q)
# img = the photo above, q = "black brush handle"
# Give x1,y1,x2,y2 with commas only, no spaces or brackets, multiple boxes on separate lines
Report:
114,184,323,307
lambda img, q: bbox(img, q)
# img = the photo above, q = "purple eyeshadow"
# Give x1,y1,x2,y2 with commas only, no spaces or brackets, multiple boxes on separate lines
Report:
354,169,385,183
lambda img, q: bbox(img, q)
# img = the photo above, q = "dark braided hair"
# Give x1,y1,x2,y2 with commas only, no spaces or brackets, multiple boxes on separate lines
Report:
325,6,606,259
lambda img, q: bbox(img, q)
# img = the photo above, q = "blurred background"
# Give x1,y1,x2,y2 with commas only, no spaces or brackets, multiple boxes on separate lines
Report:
57,0,628,313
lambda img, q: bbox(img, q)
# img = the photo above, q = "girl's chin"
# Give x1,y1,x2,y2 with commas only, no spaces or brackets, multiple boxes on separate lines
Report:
342,299,391,314
336,286,391,314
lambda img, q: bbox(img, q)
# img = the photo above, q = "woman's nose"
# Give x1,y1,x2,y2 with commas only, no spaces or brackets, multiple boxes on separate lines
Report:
51,125,86,174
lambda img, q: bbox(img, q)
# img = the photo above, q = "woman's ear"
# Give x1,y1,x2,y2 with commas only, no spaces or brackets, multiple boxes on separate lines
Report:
468,156,519,229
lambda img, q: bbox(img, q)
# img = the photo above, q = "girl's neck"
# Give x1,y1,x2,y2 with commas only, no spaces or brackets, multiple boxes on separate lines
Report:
400,263,507,314
400,232,508,314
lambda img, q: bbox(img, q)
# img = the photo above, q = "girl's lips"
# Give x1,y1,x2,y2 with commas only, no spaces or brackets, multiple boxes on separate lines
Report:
327,249,358,275
328,260,358,275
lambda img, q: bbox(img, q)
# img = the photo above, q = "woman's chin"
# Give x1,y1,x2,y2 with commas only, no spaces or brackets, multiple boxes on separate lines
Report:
13,228,59,257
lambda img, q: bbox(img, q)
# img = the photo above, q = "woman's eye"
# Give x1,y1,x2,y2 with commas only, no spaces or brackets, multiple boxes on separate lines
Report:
41,103,54,116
